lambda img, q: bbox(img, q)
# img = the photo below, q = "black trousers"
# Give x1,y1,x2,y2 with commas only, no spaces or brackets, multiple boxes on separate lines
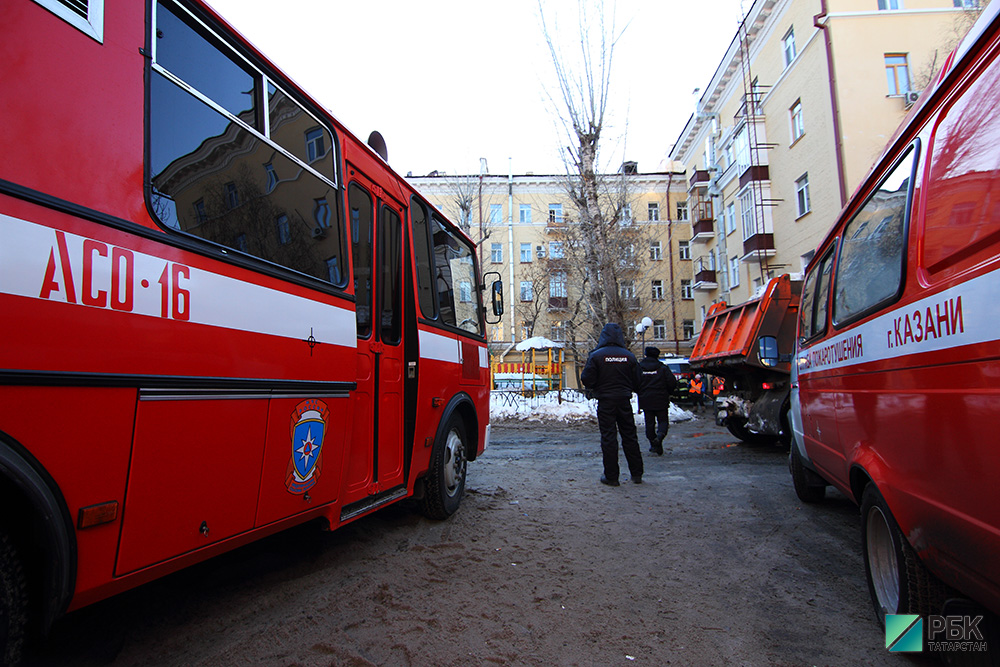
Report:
643,407,669,446
597,398,643,480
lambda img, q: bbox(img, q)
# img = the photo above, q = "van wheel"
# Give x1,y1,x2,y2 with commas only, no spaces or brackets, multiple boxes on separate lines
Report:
421,414,468,520
789,445,825,503
861,484,947,625
0,529,28,666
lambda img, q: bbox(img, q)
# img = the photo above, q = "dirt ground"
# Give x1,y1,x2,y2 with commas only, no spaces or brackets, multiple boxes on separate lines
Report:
27,412,936,666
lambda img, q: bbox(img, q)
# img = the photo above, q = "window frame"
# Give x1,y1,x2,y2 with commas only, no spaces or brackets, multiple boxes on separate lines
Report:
790,100,804,143
795,174,811,218
782,27,796,68
831,143,918,329
885,53,911,96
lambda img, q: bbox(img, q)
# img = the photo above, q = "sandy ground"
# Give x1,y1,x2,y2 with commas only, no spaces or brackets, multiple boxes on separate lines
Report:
28,413,937,666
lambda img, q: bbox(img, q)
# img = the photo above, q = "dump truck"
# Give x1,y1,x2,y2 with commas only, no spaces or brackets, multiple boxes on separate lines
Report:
688,274,802,444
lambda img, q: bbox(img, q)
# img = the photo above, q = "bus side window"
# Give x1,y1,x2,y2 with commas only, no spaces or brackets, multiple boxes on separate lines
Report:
148,0,347,287
379,205,402,344
430,217,482,335
922,48,1000,280
833,147,915,324
350,184,373,338
410,199,437,319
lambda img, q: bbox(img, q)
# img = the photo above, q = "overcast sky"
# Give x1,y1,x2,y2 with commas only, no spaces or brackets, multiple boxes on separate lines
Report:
206,0,747,177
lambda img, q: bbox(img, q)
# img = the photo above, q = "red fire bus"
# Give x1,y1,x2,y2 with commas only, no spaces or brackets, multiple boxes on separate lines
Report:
0,0,502,660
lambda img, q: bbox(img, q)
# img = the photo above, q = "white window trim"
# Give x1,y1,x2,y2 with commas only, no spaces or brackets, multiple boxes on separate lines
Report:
34,0,104,43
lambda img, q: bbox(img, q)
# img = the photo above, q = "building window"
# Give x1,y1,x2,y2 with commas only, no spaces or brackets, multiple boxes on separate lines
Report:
520,243,532,263
790,100,804,142
235,233,248,252
194,199,207,223
681,280,692,300
550,271,568,298
489,204,503,224
551,321,567,342
519,204,532,224
651,280,664,301
276,214,290,245
491,242,503,263
676,201,689,221
954,0,980,6
314,197,331,229
782,27,796,67
548,203,563,224
679,240,691,260
740,189,756,239
796,174,811,217
326,257,341,284
305,127,325,162
264,163,278,193
650,241,662,261
459,281,472,303
622,204,632,222
648,202,660,221
520,281,533,301
726,202,737,235
731,256,741,287
683,319,695,339
878,0,903,8
621,280,636,299
885,54,911,95
652,319,666,340
225,182,239,209
549,241,564,259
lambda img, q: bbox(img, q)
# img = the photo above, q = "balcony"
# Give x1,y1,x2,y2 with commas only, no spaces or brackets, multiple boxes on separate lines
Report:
691,218,714,243
741,232,776,264
693,267,718,291
622,296,641,311
739,164,770,189
689,169,711,190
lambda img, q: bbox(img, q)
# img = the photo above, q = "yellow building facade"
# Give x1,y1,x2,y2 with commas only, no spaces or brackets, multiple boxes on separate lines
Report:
408,167,693,388
670,0,986,329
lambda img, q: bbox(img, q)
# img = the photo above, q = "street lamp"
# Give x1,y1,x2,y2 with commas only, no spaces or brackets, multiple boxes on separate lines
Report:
635,316,654,348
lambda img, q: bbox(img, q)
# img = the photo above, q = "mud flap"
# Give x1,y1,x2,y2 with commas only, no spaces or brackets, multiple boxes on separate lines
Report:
746,389,789,437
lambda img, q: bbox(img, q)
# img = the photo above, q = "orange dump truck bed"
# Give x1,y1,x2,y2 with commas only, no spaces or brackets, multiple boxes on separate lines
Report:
689,274,802,376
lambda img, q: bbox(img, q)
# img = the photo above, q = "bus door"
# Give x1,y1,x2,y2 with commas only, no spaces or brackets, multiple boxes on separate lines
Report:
343,173,406,511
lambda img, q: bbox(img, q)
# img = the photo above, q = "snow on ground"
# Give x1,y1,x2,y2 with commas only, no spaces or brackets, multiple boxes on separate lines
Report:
490,389,695,424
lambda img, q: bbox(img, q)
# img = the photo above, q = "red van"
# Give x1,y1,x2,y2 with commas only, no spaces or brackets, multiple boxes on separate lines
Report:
785,4,1000,631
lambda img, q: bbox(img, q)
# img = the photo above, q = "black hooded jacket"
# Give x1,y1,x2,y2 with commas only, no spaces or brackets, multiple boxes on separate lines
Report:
581,323,637,400
635,354,678,411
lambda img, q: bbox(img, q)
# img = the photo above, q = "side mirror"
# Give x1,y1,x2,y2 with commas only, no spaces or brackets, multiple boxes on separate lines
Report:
482,271,503,324
758,336,779,368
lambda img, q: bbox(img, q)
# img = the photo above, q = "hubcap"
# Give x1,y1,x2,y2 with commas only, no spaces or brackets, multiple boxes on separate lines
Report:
443,429,466,497
866,506,900,614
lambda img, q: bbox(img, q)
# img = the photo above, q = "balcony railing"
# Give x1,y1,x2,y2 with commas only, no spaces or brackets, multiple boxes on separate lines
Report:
692,218,714,242
689,169,711,189
548,296,568,310
741,232,776,263
739,164,770,189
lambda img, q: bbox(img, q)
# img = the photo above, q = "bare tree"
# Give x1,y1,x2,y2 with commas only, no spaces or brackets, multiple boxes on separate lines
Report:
539,1,645,355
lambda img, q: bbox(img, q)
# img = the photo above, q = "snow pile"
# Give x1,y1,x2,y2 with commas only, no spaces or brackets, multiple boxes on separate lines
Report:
490,390,695,424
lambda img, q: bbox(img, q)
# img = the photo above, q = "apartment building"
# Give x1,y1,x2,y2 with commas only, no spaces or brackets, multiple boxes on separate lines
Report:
407,166,693,387
670,0,986,330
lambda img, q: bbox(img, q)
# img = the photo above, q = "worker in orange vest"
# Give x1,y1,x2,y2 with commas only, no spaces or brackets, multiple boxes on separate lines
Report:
690,374,704,412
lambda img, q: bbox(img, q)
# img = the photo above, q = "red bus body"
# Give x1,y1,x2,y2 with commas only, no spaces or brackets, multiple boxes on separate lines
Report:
0,0,491,650
792,4,1000,624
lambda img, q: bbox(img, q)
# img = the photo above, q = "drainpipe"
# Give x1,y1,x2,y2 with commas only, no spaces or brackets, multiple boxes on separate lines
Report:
815,0,849,207
507,158,516,343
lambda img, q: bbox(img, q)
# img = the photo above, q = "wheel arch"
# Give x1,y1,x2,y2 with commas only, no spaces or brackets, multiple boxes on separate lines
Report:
434,393,479,462
0,431,76,635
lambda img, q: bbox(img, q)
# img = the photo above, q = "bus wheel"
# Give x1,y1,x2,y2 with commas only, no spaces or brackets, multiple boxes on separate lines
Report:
422,414,468,520
789,445,825,503
0,529,28,666
861,484,946,625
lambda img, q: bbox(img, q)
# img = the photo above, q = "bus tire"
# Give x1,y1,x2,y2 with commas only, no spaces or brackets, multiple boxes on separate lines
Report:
0,529,27,666
789,445,825,503
861,484,947,626
422,414,468,520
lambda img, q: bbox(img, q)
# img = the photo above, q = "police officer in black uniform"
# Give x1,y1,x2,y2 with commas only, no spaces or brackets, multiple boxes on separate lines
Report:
635,346,677,455
581,323,643,485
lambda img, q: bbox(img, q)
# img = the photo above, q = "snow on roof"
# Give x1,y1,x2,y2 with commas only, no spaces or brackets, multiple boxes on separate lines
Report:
514,336,564,351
